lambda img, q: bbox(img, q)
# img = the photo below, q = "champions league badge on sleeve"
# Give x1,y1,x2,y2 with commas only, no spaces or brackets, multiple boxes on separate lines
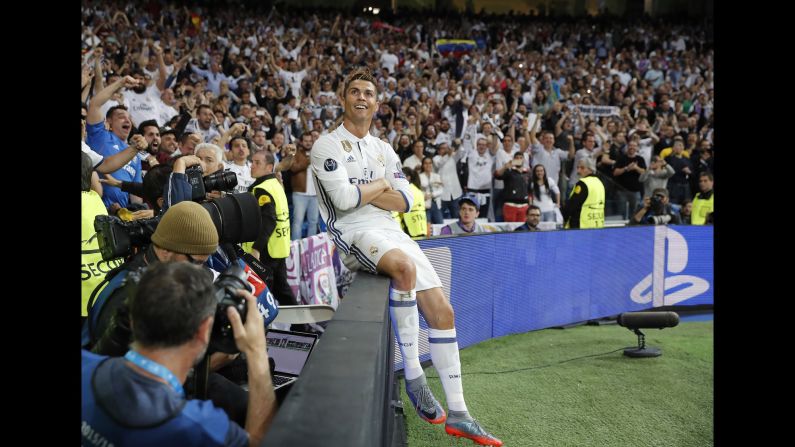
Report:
393,161,405,179
324,158,338,171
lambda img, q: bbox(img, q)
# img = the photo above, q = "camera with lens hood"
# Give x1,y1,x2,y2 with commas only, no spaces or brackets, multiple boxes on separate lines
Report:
94,192,261,262
185,165,238,201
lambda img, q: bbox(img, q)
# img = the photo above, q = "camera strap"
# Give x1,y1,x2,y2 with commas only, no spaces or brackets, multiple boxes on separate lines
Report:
124,350,185,398
85,264,127,313
241,251,271,281
234,245,271,281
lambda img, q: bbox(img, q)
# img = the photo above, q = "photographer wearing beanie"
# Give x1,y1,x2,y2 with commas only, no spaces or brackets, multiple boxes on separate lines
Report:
86,200,219,354
82,262,276,446
84,201,259,426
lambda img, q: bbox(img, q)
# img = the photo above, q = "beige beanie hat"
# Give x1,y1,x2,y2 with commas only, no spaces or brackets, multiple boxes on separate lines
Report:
151,201,218,255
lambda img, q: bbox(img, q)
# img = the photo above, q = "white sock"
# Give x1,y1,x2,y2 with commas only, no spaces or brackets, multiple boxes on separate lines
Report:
428,328,467,412
390,288,423,381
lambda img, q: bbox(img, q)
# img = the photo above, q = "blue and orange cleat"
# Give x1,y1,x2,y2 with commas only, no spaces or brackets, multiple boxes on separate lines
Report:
445,411,503,446
405,375,446,424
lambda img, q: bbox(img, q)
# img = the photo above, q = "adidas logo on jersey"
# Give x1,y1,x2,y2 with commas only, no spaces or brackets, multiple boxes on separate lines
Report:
345,155,356,163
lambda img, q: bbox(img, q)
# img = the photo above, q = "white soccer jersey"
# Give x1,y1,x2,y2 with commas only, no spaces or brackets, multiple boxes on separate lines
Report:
311,124,413,255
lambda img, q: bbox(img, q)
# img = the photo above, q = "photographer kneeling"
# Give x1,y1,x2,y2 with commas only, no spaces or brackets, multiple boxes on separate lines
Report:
630,188,682,226
82,261,276,446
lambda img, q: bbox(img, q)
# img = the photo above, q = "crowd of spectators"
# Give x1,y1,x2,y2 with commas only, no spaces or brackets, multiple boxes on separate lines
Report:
81,0,714,231
81,2,714,443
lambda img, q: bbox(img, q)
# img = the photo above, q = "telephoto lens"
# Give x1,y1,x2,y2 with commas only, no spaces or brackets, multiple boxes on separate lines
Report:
204,171,238,193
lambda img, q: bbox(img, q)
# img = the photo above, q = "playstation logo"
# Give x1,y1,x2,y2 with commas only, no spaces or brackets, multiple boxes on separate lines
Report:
630,226,710,306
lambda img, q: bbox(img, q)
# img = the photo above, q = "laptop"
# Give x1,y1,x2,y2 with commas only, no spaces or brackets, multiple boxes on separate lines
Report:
265,329,319,390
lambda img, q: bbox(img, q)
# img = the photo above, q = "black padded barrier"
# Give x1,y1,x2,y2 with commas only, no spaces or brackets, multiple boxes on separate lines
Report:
261,272,402,446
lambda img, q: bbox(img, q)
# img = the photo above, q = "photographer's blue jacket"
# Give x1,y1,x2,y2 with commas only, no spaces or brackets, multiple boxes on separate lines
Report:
82,350,248,446
162,172,193,214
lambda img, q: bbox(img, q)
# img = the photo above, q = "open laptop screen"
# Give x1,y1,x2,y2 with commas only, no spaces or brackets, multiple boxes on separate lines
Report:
266,330,318,376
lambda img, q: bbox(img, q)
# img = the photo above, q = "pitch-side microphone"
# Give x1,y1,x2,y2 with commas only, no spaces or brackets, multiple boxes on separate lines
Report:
617,312,679,330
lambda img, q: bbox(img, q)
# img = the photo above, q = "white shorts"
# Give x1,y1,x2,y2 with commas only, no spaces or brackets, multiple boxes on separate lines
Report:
342,228,442,292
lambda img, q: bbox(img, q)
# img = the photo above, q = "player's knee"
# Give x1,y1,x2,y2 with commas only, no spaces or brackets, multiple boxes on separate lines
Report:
393,257,416,284
439,301,455,327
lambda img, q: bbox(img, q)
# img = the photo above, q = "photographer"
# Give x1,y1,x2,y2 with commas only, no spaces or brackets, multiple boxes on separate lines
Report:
86,201,220,354
630,188,682,226
84,201,259,425
195,143,231,199
82,261,276,446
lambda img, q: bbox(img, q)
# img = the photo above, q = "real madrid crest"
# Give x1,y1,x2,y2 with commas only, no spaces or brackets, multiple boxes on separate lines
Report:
341,140,353,152
369,246,379,256
376,153,385,167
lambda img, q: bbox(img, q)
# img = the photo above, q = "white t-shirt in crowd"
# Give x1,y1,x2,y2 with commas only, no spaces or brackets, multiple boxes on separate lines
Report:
125,84,165,127
380,52,399,74
224,160,254,194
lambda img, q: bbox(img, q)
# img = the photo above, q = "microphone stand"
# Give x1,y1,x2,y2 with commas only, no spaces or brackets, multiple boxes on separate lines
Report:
624,329,662,358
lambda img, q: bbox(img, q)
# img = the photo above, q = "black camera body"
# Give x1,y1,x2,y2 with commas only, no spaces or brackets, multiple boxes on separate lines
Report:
93,263,251,356
186,166,238,201
649,195,663,211
94,215,161,261
210,264,249,354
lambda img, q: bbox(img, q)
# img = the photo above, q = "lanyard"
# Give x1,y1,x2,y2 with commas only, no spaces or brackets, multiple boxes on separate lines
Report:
125,350,185,397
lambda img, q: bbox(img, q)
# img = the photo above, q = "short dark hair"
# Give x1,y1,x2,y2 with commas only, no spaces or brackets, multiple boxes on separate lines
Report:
229,136,250,149
130,262,216,349
343,67,378,96
527,204,541,215
138,119,159,135
142,164,173,213
699,171,713,181
197,104,213,114
402,167,421,189
180,132,199,144
105,105,128,120
255,150,275,165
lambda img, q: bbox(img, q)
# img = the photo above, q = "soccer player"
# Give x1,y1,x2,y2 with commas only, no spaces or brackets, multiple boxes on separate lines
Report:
310,67,502,446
